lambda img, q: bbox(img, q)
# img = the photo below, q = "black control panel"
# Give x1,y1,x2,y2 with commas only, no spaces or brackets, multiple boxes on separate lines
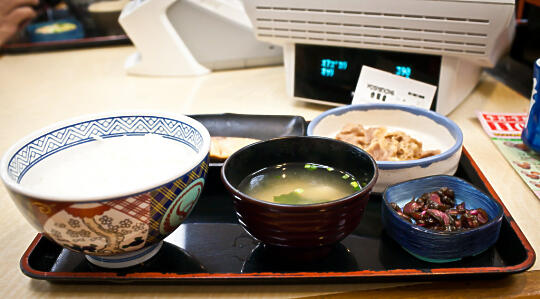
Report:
294,44,442,110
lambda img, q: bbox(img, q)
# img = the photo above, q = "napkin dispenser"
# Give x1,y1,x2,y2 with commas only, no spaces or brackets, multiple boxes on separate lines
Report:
119,0,282,76
241,0,515,115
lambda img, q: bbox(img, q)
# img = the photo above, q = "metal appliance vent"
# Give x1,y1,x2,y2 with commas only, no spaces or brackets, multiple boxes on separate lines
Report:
255,6,490,24
252,6,489,55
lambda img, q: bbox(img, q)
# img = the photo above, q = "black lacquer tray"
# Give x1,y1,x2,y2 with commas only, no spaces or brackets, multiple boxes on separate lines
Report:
20,148,535,283
1,35,131,54
191,113,307,166
190,113,306,141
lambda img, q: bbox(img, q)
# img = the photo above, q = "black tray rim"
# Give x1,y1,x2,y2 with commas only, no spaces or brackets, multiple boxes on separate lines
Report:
19,148,536,282
1,35,131,54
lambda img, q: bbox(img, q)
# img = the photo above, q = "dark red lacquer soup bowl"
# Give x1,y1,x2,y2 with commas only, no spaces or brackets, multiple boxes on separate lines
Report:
221,136,378,253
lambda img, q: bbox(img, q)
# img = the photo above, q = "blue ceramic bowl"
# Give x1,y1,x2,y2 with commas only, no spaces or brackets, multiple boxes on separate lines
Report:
382,175,503,263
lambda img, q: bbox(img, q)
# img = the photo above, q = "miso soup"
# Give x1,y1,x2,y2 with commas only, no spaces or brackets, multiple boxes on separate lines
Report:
237,163,368,205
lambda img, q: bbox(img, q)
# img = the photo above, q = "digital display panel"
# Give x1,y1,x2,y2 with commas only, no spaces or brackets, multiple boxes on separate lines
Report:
294,44,442,110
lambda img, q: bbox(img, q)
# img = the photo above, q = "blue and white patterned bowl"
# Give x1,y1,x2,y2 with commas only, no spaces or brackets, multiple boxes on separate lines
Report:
0,112,210,268
307,104,463,192
382,175,503,263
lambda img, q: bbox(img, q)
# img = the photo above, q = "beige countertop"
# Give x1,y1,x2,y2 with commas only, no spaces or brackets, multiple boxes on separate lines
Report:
0,46,539,298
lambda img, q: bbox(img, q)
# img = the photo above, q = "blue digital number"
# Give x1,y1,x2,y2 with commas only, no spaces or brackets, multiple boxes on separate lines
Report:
320,59,348,78
337,61,348,70
395,66,412,78
321,68,335,77
321,59,330,68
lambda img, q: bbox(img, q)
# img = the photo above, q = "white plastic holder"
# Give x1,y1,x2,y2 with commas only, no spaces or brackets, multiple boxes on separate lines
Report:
119,0,210,77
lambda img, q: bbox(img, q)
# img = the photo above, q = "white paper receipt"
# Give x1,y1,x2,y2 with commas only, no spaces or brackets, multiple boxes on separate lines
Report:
352,66,437,110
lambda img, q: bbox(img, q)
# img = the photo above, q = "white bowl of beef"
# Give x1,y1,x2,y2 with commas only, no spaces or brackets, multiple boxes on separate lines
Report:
307,104,463,192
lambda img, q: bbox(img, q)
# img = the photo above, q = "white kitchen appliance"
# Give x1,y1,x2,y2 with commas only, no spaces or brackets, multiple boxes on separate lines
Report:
119,0,282,76
241,0,516,115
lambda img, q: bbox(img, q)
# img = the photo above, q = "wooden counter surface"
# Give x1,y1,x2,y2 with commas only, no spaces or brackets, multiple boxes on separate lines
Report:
0,46,538,298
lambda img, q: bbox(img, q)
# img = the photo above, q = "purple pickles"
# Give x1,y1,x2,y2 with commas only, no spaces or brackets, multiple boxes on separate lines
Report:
403,201,422,215
427,209,452,227
456,202,466,214
391,187,490,232
430,193,442,205
390,202,402,213
477,208,489,225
